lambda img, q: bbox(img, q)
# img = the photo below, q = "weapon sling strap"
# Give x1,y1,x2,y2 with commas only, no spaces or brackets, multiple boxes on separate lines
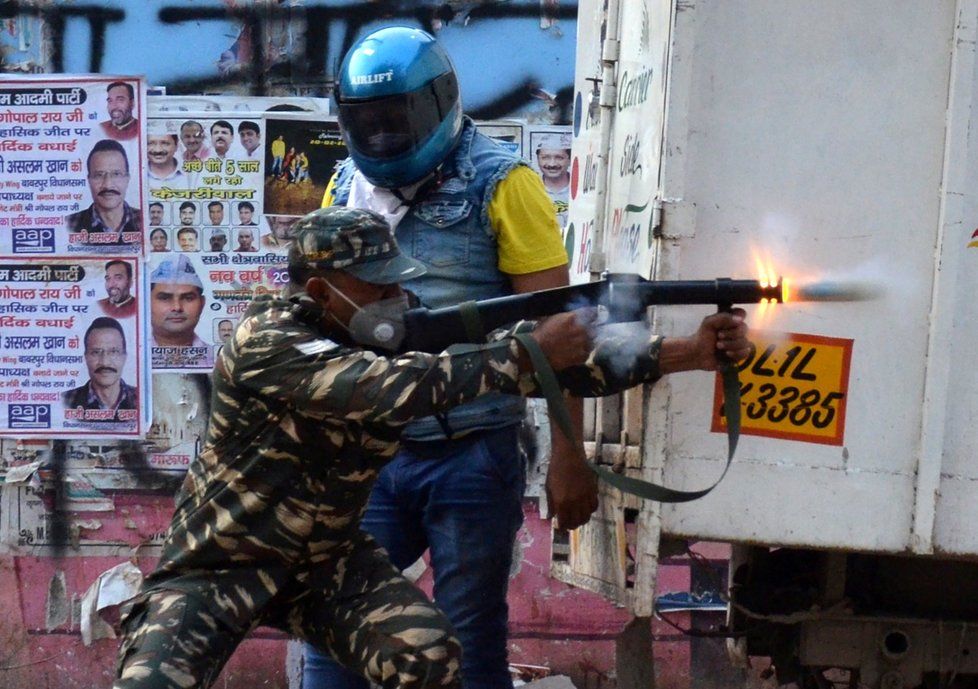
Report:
429,300,492,441
511,332,741,503
458,300,486,343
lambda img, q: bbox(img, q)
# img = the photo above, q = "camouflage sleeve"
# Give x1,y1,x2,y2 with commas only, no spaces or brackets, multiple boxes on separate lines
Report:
229,313,525,426
554,329,664,396
495,321,665,398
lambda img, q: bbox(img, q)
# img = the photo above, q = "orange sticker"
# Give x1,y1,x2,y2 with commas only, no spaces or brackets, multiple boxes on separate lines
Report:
711,332,853,446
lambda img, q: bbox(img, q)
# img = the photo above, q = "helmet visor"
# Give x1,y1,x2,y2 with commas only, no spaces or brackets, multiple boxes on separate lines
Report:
338,71,459,159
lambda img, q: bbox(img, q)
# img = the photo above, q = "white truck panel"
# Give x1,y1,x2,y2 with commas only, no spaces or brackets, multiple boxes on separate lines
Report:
930,3,978,555
655,0,958,552
567,0,673,282
564,2,978,677
569,0,978,555
565,0,608,284
601,0,671,276
661,453,915,552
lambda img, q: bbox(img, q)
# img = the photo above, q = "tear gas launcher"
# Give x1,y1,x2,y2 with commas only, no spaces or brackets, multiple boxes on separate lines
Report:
402,273,785,353
400,272,874,503
400,272,788,503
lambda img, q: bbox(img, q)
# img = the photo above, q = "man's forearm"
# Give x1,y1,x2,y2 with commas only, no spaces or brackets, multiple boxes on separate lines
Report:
657,336,697,374
549,393,584,453
552,332,664,398
545,393,598,530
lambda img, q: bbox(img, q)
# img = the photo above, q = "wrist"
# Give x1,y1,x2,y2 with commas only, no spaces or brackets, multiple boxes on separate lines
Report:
547,453,590,475
658,336,697,374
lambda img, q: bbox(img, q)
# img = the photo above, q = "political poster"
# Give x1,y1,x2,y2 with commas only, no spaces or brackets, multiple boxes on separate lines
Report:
527,125,572,231
145,113,294,372
0,257,149,438
0,76,146,256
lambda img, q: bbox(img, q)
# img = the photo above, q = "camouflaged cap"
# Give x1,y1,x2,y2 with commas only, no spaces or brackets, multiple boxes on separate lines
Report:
288,206,427,284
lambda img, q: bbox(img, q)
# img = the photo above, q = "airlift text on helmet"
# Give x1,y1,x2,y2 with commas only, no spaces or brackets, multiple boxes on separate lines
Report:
350,71,394,85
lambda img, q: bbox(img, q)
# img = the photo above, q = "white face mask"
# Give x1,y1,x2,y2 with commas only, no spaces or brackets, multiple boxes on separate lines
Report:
324,279,410,352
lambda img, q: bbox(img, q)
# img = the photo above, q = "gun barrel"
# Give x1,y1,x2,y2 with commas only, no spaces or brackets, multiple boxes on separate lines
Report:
608,278,781,316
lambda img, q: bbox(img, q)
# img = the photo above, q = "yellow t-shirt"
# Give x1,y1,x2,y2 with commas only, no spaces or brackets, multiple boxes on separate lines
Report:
321,165,568,276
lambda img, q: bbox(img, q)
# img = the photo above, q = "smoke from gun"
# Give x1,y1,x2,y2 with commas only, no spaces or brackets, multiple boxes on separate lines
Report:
788,279,884,302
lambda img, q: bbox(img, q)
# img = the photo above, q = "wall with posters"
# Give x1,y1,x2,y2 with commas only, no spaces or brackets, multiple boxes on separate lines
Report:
0,92,586,689
0,84,573,534
0,5,659,689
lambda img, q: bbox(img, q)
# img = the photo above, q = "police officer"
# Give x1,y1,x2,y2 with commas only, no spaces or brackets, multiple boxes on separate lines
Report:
112,206,586,689
113,205,749,689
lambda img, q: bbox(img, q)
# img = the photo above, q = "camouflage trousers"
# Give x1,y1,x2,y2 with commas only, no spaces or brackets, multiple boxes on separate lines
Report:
113,538,461,689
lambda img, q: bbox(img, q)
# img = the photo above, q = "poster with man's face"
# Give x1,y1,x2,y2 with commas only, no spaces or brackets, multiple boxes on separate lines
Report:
0,257,149,438
148,253,212,371
528,127,573,230
0,76,146,256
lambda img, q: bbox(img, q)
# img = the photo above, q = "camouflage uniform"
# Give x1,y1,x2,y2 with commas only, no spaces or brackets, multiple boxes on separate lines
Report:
114,207,666,689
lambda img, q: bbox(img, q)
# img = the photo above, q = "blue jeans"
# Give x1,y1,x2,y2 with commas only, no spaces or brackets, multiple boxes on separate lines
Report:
303,425,525,689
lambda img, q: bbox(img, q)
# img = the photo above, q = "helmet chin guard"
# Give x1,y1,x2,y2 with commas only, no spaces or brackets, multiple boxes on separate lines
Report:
336,26,463,188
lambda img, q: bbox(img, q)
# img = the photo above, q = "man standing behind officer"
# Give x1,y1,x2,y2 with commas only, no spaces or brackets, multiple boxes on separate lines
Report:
112,206,751,689
307,26,594,689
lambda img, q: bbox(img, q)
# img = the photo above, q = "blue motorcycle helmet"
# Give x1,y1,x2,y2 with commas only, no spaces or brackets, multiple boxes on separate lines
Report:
335,26,463,188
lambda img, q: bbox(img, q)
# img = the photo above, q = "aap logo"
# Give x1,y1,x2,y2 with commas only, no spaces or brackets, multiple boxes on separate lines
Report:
8,404,52,429
12,228,56,254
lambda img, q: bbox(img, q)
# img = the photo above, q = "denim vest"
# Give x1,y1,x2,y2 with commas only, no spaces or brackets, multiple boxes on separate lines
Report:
333,118,526,440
